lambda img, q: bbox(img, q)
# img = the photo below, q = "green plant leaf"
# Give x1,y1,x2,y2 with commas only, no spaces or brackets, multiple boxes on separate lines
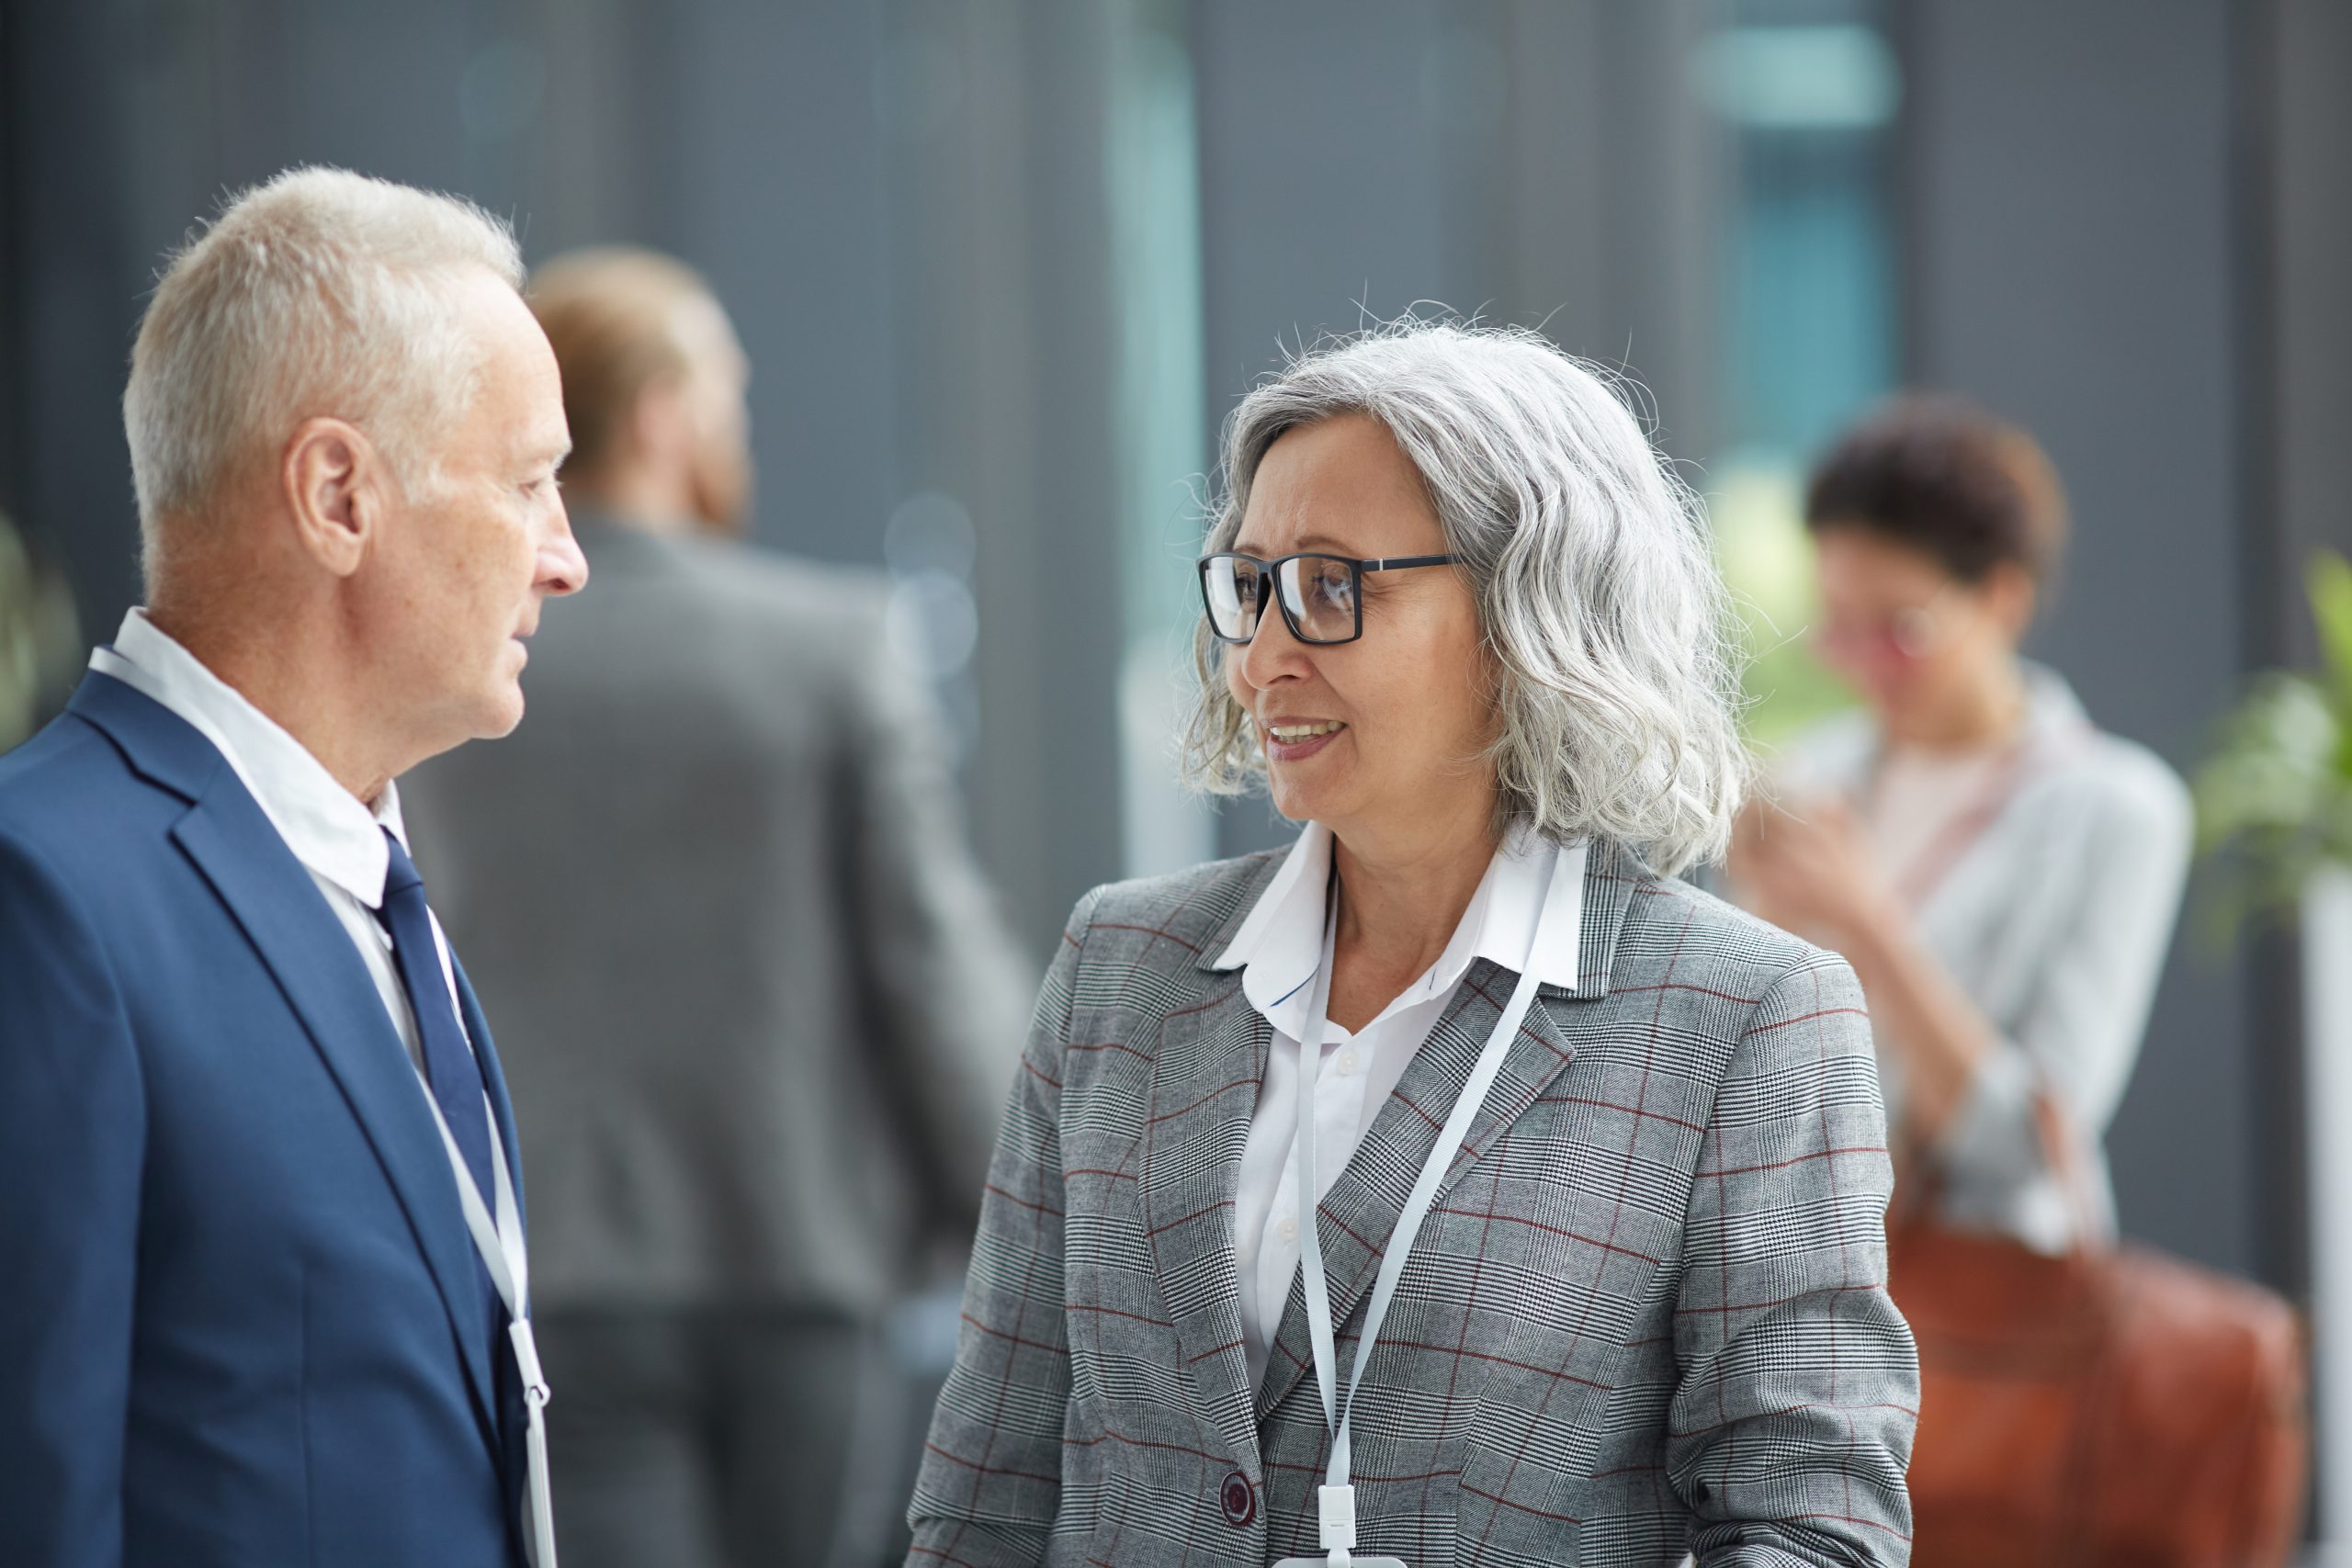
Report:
2192,555,2352,916
2309,549,2352,724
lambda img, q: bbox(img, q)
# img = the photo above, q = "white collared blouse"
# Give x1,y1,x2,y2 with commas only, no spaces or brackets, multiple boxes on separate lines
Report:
1211,820,1589,1387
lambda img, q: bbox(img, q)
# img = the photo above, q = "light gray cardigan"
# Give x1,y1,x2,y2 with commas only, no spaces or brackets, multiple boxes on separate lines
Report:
1770,663,2193,1253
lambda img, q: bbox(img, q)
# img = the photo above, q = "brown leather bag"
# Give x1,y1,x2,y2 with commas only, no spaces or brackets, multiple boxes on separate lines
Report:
1889,1100,2309,1566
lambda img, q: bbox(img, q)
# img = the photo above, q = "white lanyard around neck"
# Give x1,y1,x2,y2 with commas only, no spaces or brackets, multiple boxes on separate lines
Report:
422,1081,559,1568
1285,846,1576,1568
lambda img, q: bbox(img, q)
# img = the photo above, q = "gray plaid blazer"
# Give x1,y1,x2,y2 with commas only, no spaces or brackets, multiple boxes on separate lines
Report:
909,840,1917,1567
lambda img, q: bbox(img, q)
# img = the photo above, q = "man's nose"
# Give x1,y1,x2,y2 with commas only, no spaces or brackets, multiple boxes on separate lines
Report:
539,505,590,596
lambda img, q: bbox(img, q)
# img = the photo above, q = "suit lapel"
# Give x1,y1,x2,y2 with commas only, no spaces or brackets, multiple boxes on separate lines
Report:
170,763,503,1438
1571,838,1643,1002
1136,969,1272,1485
1254,961,1583,1421
1255,838,1647,1422
450,953,526,1235
74,671,507,1443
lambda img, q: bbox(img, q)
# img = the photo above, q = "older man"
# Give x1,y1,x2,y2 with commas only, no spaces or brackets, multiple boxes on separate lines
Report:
0,168,585,1567
401,248,1033,1568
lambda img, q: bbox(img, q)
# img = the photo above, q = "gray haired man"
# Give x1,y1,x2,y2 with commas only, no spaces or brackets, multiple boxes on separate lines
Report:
0,166,582,1567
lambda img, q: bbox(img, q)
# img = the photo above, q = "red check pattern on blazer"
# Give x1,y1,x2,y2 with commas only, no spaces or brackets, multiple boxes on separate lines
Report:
909,839,1917,1568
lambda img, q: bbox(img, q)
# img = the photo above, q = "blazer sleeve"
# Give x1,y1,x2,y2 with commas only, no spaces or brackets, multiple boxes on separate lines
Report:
1668,952,1918,1568
842,614,1039,1230
0,829,144,1568
1931,758,2192,1198
904,886,1099,1566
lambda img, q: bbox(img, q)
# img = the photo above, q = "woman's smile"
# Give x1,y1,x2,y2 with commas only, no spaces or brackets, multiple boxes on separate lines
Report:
1262,717,1348,762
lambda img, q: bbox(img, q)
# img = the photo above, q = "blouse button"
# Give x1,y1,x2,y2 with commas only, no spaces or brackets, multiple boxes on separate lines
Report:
1333,1046,1360,1077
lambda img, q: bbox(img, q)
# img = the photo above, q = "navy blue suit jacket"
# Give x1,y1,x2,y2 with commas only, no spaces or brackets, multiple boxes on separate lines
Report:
0,673,528,1567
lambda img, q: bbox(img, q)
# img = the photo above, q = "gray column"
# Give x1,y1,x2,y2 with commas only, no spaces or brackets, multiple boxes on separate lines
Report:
876,0,1127,952
1901,0,2256,1277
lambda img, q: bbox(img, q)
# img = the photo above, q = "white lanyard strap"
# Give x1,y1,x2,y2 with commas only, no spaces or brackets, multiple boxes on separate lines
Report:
424,1086,559,1568
425,1089,527,1314
1295,847,1574,1563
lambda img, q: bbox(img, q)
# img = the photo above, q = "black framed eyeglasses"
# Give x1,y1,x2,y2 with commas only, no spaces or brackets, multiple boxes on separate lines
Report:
1196,550,1460,647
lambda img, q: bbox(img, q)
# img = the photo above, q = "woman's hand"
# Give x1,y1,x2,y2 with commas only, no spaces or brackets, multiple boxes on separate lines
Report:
1726,794,1897,945
1730,791,1996,1150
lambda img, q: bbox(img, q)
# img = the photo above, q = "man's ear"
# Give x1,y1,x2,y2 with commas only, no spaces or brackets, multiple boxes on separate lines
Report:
628,375,693,469
281,417,386,578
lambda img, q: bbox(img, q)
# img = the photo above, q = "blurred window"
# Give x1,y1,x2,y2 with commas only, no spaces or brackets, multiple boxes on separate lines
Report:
1696,0,1901,745
1108,0,1218,879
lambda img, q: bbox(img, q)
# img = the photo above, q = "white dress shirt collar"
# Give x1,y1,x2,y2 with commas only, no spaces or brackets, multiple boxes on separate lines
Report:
89,608,403,908
1212,819,1588,1038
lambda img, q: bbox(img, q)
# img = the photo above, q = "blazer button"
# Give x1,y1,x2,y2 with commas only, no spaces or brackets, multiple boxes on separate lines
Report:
1218,1469,1256,1527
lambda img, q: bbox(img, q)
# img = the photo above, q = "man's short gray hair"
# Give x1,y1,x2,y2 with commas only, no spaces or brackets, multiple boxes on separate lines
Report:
122,166,524,570
1182,320,1752,875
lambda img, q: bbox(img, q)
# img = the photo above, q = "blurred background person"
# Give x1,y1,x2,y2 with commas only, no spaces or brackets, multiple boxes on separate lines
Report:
1727,395,2192,1250
401,246,1035,1568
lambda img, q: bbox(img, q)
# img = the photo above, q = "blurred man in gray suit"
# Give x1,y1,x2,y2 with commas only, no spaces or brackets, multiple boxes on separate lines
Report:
402,248,1034,1568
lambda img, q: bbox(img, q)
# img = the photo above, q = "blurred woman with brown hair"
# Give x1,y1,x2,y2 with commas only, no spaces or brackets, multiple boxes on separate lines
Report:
1728,394,2192,1251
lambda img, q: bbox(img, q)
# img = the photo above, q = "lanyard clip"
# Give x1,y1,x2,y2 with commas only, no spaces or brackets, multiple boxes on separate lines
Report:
1318,1483,1357,1562
509,1317,553,1409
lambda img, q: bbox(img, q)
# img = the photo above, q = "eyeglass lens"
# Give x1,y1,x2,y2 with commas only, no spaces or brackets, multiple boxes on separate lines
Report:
1203,555,1359,644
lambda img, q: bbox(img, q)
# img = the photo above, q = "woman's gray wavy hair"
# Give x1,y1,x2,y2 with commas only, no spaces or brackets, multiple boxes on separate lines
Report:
1181,320,1751,875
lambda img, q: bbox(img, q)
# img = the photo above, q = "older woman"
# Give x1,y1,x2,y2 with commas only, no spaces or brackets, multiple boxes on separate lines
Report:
907,323,1917,1568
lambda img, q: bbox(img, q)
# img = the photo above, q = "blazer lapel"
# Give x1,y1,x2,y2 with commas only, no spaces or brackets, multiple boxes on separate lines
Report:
1255,839,1646,1422
450,953,527,1235
1137,969,1273,1486
73,671,504,1438
1570,838,1643,1002
1254,962,1584,1422
171,766,503,1438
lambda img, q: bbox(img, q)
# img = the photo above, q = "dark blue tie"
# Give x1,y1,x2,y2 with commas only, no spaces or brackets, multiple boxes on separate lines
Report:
376,831,520,1495
376,830,499,1234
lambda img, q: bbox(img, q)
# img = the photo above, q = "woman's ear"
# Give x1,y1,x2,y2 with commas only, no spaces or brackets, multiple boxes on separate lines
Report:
1984,560,2040,642
281,416,387,579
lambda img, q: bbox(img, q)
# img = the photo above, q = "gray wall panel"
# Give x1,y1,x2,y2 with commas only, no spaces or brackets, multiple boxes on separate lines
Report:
1904,0,2254,1277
